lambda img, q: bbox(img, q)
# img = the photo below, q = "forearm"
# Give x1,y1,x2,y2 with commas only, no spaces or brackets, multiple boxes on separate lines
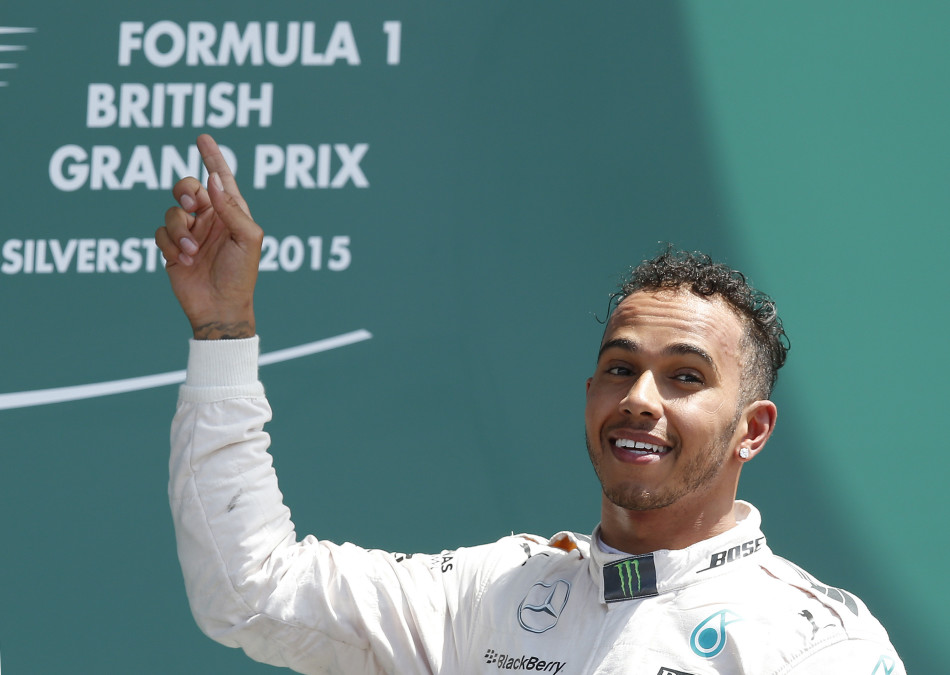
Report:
168,337,293,645
166,337,457,674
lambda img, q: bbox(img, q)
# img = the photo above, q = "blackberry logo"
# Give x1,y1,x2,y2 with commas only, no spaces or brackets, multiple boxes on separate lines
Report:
483,648,566,673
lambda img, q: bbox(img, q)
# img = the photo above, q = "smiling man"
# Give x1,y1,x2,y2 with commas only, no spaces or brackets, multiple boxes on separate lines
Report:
158,136,905,674
586,257,782,556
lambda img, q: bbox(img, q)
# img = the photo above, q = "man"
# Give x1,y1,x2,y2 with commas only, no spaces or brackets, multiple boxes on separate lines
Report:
157,135,905,674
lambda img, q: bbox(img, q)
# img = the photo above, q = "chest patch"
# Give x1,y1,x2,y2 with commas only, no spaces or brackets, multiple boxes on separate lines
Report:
603,554,658,602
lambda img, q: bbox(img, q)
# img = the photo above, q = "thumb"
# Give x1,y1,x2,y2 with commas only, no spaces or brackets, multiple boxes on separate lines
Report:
207,172,262,246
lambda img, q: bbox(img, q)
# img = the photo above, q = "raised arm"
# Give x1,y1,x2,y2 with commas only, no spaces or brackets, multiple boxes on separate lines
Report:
155,134,263,339
157,137,461,674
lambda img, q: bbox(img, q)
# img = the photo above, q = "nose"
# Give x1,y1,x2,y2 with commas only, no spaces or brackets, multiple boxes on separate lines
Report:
620,371,663,419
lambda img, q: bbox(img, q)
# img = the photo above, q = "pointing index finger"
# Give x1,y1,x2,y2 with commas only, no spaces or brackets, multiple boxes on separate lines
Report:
196,133,249,214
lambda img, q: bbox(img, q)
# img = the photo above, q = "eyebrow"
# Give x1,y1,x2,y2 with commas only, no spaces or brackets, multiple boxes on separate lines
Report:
597,338,719,375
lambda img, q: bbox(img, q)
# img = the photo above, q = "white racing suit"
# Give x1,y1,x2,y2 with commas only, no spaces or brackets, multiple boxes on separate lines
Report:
170,337,905,675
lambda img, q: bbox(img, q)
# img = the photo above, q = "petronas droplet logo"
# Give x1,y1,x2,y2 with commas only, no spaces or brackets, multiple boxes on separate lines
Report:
617,558,642,598
690,610,742,659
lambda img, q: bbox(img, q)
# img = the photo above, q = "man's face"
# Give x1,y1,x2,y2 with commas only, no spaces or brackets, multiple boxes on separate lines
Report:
585,288,750,512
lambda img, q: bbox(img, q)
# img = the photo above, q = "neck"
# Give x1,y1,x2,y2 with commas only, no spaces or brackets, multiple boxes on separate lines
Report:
599,495,739,555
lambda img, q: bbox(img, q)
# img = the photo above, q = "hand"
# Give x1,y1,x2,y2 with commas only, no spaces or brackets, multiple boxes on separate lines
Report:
156,134,264,340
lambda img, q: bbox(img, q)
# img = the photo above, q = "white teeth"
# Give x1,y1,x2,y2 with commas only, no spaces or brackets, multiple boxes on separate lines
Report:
615,439,666,453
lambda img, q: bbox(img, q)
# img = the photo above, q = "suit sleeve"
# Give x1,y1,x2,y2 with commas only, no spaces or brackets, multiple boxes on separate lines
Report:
763,557,907,675
783,638,906,674
168,337,467,675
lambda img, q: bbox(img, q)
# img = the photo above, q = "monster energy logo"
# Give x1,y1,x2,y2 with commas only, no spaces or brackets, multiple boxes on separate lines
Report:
618,559,643,597
603,554,658,603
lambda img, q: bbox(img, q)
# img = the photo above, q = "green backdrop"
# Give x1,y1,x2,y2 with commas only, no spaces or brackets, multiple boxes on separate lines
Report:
1,2,944,672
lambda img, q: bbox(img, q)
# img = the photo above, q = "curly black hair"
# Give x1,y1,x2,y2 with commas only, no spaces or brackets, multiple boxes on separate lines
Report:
611,245,789,402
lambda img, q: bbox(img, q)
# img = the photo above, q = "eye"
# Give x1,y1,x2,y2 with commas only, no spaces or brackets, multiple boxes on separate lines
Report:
607,365,633,376
673,372,704,385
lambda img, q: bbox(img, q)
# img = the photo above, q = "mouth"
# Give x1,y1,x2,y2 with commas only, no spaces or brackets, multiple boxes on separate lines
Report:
610,437,672,462
614,438,669,454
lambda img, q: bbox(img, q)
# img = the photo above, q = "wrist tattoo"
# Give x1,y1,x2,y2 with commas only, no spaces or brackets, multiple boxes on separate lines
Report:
193,321,254,340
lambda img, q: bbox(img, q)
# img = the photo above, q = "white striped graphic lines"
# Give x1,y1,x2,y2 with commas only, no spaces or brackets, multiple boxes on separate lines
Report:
0,27,36,87
0,329,373,411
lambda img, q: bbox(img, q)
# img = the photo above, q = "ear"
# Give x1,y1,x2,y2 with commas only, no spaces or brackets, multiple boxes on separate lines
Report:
586,377,592,393
735,400,777,461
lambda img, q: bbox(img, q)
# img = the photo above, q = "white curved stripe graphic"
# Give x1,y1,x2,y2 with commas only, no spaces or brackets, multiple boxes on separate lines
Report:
0,329,372,411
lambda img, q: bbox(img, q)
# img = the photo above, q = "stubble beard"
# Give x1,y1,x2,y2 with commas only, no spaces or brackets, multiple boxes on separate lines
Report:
585,419,738,512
